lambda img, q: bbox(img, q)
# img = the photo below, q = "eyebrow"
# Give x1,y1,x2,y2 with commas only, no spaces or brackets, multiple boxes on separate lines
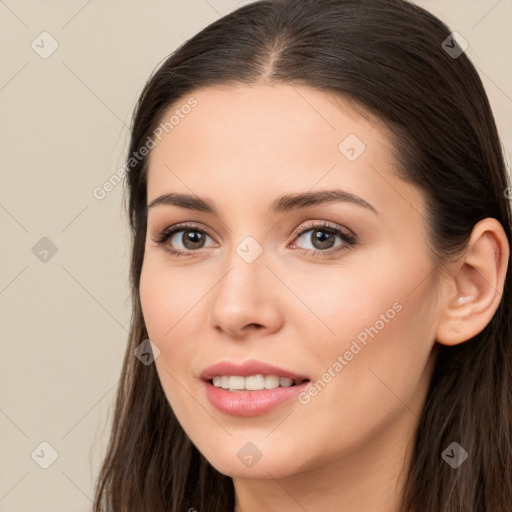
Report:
147,189,378,215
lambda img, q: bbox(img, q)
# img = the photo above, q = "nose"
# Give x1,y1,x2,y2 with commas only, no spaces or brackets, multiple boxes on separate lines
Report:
208,247,283,339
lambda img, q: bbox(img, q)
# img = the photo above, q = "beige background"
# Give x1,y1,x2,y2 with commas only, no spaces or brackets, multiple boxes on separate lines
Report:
1,1,511,510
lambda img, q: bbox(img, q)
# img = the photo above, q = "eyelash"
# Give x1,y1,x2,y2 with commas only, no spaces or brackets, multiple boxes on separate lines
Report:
151,221,357,259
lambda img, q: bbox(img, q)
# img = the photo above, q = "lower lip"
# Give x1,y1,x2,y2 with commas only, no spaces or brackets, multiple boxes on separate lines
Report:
203,380,310,417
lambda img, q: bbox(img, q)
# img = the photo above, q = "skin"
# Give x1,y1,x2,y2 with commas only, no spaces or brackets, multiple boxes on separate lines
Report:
139,83,509,512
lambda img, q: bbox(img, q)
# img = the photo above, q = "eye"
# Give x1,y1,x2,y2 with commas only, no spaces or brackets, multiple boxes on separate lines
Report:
290,221,357,258
151,220,357,259
151,222,216,257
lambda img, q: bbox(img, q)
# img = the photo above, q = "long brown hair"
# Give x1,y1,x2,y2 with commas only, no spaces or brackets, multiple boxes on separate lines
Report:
93,0,512,510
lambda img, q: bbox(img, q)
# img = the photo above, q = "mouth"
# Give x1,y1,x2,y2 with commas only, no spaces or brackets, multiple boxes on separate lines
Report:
199,360,311,415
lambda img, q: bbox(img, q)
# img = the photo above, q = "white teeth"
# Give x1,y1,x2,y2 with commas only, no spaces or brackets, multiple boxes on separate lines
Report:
229,376,245,390
264,375,279,389
279,377,294,387
211,374,298,391
245,374,265,390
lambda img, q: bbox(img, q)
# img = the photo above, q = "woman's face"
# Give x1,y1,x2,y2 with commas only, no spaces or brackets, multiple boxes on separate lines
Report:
140,84,440,479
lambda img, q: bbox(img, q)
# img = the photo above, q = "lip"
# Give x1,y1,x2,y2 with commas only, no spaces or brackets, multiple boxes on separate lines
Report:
199,359,310,382
203,380,310,417
200,359,311,417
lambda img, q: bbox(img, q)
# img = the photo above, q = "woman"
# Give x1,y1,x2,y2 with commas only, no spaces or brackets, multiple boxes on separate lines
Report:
93,0,512,510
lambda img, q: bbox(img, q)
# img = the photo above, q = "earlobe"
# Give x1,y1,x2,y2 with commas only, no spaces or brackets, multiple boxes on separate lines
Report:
435,218,510,346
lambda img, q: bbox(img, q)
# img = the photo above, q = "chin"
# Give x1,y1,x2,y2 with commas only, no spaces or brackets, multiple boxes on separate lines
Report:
201,447,300,480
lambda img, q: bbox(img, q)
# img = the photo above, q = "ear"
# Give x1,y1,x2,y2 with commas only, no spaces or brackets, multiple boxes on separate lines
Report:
435,217,510,346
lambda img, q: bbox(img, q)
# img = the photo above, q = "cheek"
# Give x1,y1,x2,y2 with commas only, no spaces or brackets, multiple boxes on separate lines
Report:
285,240,425,335
139,256,213,404
283,263,404,355
293,251,436,411
139,255,206,341
139,260,204,411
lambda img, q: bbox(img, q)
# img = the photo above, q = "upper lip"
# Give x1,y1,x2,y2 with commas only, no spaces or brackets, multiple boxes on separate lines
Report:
200,359,310,382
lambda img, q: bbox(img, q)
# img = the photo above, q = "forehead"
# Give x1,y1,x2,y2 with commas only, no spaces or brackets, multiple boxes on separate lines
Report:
145,83,422,220
149,83,384,160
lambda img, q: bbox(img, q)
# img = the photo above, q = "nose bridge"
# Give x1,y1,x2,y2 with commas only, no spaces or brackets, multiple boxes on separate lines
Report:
221,211,268,277
209,230,280,334
218,233,266,303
